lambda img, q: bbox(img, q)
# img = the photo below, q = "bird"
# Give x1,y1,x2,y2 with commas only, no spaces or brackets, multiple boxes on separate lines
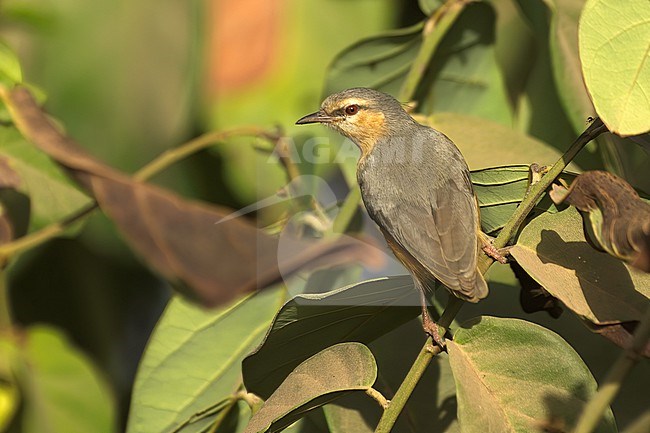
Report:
296,87,490,344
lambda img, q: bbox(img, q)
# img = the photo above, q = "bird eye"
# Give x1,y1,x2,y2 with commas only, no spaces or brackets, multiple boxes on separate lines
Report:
345,104,359,116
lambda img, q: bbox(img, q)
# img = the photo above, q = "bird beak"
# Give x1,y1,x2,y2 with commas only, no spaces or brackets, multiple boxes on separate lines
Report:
295,110,334,125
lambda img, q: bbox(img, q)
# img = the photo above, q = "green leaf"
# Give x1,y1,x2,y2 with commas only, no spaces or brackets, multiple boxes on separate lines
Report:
427,113,579,170
447,316,616,433
242,276,420,399
244,343,377,433
419,2,513,124
540,0,595,132
6,326,116,433
126,289,285,433
0,126,91,231
468,164,576,235
510,208,650,325
418,0,442,16
579,0,650,136
326,22,424,97
324,319,460,433
0,41,22,86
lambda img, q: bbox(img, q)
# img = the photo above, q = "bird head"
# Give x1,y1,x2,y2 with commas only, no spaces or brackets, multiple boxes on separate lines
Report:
296,87,415,157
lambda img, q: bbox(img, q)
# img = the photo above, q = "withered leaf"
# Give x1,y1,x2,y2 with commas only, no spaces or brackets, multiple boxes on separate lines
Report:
2,86,382,307
584,320,650,359
550,171,650,272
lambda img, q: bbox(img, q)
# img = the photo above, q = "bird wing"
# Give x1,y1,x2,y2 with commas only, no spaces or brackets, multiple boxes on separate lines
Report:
373,169,486,301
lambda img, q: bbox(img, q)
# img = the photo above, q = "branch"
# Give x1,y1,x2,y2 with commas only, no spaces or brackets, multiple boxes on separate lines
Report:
375,339,442,433
573,304,650,433
373,118,607,433
491,118,607,250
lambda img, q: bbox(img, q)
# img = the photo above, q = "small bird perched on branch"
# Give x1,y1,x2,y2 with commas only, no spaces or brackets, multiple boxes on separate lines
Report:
297,87,492,344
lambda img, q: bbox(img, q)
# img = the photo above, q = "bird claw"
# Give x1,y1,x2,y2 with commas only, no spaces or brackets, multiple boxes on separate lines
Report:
482,243,512,264
422,311,446,348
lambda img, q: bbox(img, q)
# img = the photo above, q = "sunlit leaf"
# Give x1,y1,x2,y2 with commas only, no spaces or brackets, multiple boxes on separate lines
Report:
510,208,650,325
468,164,576,235
579,0,650,136
244,343,377,433
242,276,420,399
127,289,284,433
448,316,616,433
427,113,578,171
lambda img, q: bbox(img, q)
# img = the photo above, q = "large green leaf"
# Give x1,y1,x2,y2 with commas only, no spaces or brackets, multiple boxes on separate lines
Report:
126,289,285,433
0,126,90,231
324,319,459,433
540,0,595,132
512,0,593,160
418,2,513,124
326,22,424,97
448,316,616,433
469,164,576,235
242,276,420,399
579,0,650,136
427,113,578,170
3,326,116,433
244,343,377,433
510,208,650,325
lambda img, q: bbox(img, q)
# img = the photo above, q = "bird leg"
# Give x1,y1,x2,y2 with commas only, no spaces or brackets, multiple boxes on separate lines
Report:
419,290,446,347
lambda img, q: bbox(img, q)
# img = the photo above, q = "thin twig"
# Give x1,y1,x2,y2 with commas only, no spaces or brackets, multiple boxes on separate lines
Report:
134,127,279,182
366,387,390,410
375,339,442,432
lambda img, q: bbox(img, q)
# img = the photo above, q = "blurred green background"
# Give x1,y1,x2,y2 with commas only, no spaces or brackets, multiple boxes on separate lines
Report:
0,0,424,428
0,0,648,431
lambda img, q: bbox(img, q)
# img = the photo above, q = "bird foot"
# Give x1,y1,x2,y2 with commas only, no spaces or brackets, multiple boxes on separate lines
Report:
482,243,512,264
422,312,446,348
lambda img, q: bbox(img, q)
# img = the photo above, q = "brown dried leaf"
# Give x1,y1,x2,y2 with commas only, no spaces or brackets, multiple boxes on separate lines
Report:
584,320,650,359
550,171,650,272
2,86,382,307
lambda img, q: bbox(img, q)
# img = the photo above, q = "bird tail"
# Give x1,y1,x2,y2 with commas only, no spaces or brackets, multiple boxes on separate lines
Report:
453,272,489,303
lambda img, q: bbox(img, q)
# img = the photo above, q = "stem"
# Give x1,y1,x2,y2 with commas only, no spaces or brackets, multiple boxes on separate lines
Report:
331,188,361,235
398,0,465,102
573,305,650,433
0,270,11,330
373,119,607,433
366,387,390,409
134,127,278,181
491,118,607,250
375,339,442,433
0,202,98,260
